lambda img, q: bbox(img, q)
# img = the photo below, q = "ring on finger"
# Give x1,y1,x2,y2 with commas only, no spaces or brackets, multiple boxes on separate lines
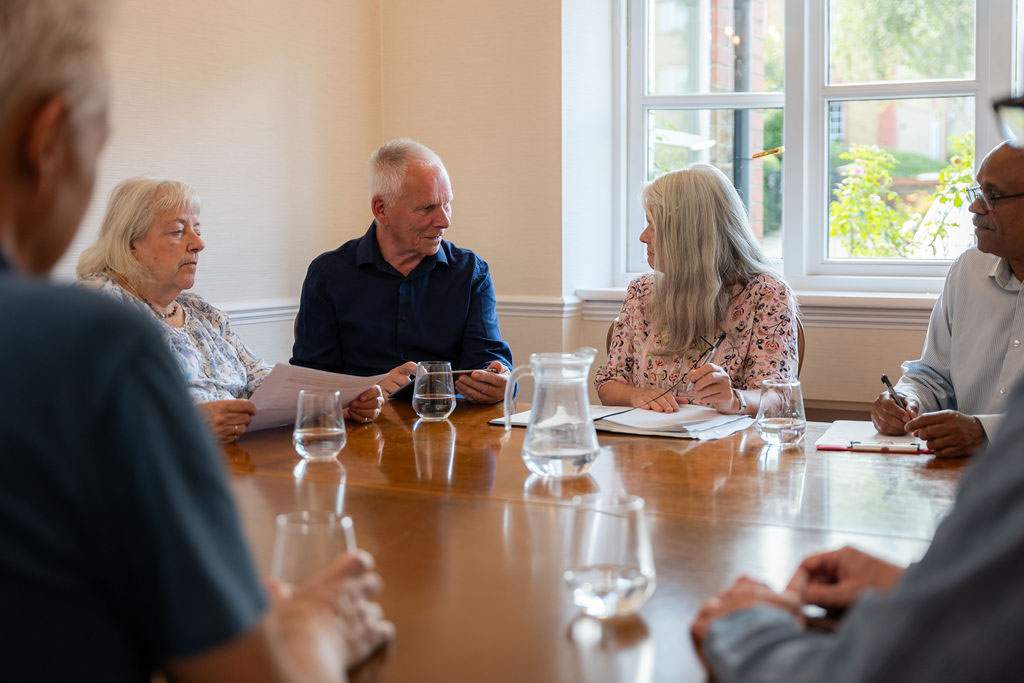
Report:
233,424,238,438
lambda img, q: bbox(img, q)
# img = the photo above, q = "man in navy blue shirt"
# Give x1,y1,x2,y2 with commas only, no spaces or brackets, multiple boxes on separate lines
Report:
291,138,513,404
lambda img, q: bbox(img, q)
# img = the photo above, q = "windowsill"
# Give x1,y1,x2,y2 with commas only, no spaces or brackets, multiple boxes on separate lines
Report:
576,288,936,330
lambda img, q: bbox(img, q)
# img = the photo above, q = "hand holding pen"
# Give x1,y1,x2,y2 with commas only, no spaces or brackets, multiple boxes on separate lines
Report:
682,333,741,413
619,332,727,414
871,375,919,435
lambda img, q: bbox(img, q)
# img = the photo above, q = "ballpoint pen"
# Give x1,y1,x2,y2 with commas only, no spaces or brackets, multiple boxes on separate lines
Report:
684,332,728,393
880,374,908,410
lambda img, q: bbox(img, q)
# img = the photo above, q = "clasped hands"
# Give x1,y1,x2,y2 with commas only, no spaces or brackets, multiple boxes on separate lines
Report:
268,550,394,678
199,386,385,444
690,546,905,665
379,360,511,404
630,363,741,414
871,391,985,458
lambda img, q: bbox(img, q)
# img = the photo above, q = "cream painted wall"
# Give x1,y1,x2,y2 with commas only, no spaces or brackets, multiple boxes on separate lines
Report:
54,0,381,365
378,0,563,299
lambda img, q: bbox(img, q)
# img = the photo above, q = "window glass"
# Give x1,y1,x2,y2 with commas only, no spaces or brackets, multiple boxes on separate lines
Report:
648,107,784,259
648,0,784,95
828,0,975,84
826,97,975,260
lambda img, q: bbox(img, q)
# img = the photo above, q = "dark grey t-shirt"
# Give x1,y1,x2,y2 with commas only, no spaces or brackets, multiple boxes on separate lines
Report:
0,257,266,680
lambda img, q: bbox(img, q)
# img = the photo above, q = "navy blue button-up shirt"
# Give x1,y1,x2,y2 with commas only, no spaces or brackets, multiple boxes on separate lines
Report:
291,222,513,376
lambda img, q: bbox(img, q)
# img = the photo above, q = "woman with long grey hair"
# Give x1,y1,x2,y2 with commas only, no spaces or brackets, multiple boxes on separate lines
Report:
595,164,799,415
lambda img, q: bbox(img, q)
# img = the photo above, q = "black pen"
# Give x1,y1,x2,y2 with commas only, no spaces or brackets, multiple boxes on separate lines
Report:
880,374,908,410
684,332,728,392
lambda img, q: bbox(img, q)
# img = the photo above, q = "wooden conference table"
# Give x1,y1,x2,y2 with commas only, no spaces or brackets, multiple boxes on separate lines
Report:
226,401,967,682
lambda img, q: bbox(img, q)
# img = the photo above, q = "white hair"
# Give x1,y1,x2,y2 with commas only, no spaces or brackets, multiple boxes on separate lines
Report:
642,164,781,355
0,0,110,132
367,138,446,206
76,177,201,284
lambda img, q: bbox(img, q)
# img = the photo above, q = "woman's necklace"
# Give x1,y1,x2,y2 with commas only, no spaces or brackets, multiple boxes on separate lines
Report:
111,271,179,320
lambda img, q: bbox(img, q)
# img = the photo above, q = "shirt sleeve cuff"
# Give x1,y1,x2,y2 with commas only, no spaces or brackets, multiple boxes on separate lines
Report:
975,413,1002,439
703,606,803,678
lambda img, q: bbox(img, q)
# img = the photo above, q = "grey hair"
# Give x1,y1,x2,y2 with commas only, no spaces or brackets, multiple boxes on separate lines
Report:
367,138,446,206
0,0,110,132
76,177,201,284
642,164,779,355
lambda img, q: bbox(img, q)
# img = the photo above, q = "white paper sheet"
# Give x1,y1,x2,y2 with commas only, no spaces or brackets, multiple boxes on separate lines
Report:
596,404,724,430
248,363,388,431
815,420,931,453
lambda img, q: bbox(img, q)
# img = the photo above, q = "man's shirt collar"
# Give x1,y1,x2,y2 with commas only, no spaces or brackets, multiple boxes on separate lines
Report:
989,255,1023,292
354,221,449,275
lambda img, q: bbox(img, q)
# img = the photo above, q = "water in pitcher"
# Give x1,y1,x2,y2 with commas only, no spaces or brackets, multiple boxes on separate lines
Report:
505,348,601,479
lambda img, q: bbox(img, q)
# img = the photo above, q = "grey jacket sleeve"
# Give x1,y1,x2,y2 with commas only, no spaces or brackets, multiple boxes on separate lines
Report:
702,383,1024,682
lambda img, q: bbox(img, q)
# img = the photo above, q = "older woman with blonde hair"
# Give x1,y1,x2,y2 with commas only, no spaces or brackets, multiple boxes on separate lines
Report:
595,164,799,415
78,177,384,441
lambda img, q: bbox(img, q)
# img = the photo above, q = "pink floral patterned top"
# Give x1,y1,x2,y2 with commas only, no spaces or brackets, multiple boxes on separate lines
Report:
594,272,799,397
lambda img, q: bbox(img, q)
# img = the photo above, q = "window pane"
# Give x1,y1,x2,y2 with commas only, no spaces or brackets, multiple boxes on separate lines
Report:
647,107,783,259
826,97,975,260
648,0,784,95
828,0,975,84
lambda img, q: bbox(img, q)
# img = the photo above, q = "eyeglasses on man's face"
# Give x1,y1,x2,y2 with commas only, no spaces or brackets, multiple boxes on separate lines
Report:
965,185,1024,212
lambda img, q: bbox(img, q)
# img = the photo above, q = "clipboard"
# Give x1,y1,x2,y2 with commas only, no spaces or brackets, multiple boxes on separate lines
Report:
815,420,933,454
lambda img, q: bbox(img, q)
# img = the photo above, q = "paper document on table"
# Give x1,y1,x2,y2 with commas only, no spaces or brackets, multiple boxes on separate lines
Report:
815,420,932,454
492,405,752,440
248,363,387,432
596,404,723,430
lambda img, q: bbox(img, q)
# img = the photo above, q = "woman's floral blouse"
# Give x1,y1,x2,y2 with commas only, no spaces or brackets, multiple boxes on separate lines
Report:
79,273,272,403
594,272,799,398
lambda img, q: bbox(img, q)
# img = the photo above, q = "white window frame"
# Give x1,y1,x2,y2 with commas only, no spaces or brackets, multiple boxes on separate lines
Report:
620,0,1020,293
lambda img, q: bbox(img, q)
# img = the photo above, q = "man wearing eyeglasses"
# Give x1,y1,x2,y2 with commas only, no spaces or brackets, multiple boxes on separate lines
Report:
871,141,1024,458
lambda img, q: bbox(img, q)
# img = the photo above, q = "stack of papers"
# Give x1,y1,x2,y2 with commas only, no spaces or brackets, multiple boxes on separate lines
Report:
492,404,753,440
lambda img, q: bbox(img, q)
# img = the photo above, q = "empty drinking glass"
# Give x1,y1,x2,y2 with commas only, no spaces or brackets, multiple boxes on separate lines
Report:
412,361,456,421
270,511,357,590
564,493,656,619
293,389,346,461
755,378,807,447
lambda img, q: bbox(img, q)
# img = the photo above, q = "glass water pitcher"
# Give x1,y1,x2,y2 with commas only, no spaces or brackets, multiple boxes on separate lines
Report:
503,347,601,478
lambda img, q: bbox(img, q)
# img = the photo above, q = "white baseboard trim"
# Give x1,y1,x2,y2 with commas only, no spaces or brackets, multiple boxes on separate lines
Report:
576,289,935,330
219,296,586,325
219,293,932,331
496,296,581,318
219,298,299,325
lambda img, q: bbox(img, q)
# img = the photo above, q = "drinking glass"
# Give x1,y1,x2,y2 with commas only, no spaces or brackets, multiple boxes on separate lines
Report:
270,511,357,590
755,378,807,447
293,389,346,461
564,493,656,619
412,361,456,421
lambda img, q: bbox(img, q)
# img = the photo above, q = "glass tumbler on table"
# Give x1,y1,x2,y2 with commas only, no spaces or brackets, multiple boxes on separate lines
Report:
755,378,807,447
412,361,456,421
270,511,357,591
563,493,656,619
293,389,346,461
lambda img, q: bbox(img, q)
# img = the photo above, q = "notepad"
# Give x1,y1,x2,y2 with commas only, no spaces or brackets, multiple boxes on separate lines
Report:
815,420,932,454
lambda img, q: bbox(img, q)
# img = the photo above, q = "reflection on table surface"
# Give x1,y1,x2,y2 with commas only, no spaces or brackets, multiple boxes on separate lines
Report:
226,399,968,682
